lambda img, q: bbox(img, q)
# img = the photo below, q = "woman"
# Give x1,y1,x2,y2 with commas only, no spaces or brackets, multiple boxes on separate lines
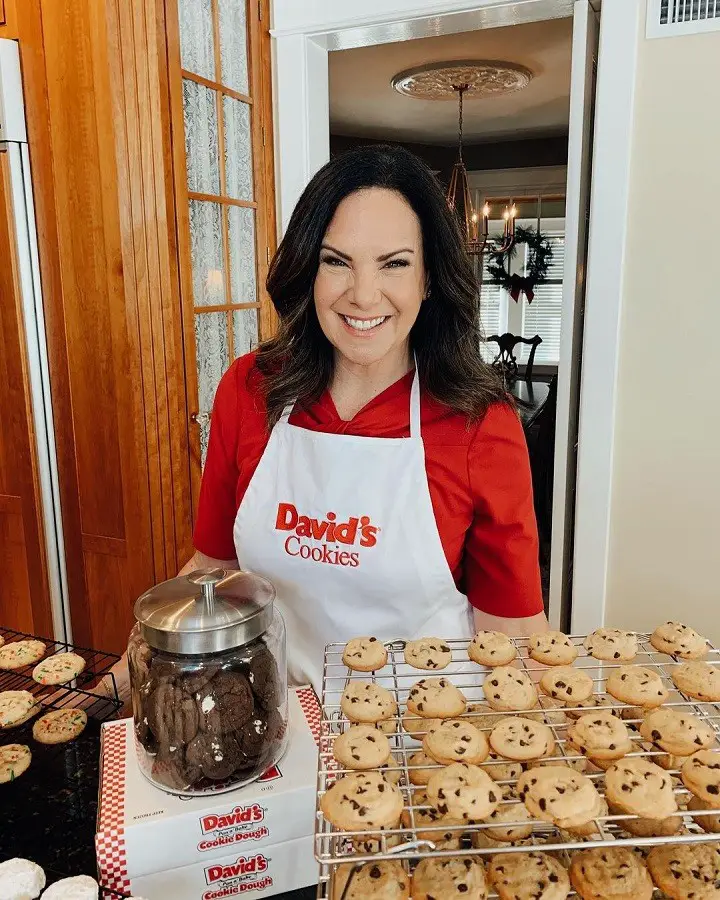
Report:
187,145,546,692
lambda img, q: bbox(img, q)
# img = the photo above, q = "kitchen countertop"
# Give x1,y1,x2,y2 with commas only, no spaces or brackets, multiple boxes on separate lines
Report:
0,717,318,899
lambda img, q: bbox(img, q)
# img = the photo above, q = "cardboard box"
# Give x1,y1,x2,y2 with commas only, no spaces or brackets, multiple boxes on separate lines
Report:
96,688,320,894
127,835,317,900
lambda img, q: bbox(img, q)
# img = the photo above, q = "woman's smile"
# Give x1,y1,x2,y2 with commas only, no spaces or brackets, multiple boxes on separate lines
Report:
338,313,392,335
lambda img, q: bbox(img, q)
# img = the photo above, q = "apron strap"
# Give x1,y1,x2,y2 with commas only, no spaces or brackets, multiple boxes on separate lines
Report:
409,359,421,439
280,401,296,422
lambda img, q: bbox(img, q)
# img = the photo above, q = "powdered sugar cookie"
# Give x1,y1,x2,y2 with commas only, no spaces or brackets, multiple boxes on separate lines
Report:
32,708,87,745
0,691,40,729
0,858,46,900
0,640,46,671
32,652,86,686
0,744,31,783
40,875,99,899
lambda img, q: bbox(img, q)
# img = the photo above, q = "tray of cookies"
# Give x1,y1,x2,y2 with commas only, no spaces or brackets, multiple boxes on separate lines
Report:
314,625,720,899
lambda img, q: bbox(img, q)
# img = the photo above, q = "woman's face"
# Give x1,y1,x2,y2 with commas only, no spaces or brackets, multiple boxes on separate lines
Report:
314,187,426,370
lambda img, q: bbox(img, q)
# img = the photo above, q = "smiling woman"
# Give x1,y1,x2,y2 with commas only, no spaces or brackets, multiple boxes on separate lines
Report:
186,145,547,693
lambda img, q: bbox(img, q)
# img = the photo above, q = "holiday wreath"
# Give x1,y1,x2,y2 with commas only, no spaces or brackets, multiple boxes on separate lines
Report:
486,225,554,303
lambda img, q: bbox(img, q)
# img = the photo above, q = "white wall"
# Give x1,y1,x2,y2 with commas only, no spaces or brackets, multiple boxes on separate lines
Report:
605,25,720,642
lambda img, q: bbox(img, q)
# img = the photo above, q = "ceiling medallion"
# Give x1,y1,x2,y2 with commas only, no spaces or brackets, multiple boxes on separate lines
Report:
391,60,533,101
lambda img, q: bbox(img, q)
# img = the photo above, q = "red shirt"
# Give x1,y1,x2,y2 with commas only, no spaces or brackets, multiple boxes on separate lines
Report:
194,352,543,618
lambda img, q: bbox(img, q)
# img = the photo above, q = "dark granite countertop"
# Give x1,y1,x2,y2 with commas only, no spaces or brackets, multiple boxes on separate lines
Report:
0,716,317,899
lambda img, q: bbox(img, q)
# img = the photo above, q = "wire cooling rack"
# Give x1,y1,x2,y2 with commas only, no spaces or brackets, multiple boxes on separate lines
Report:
315,633,720,898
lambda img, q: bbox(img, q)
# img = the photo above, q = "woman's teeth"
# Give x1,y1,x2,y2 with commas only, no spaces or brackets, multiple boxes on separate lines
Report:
341,315,388,331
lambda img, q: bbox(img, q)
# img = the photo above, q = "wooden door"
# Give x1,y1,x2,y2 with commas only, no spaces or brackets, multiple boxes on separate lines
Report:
0,149,52,636
167,0,277,510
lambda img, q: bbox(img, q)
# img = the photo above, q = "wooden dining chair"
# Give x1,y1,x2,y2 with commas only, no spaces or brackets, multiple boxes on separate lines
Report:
486,333,543,384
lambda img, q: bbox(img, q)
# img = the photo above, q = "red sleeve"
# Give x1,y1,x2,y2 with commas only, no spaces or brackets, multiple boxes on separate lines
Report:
464,402,543,617
193,359,245,560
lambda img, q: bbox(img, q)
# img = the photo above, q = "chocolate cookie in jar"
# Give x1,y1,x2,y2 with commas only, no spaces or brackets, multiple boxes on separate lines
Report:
127,568,287,795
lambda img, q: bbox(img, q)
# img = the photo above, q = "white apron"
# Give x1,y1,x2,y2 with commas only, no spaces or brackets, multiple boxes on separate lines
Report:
233,368,474,694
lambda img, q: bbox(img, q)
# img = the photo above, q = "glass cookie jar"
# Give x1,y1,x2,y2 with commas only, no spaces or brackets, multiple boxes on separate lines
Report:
127,568,287,795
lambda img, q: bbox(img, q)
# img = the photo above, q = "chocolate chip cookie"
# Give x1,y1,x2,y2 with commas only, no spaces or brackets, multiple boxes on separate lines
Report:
404,638,452,671
333,724,391,771
567,711,632,761
569,847,653,900
606,665,669,708
427,762,500,821
639,706,715,755
672,661,720,702
480,786,534,842
529,631,579,666
482,749,525,782
650,621,708,660
341,681,397,723
688,794,720,833
681,750,720,806
646,842,720,900
332,860,410,899
517,765,603,829
605,757,677,818
412,856,488,900
342,637,388,672
583,628,637,662
540,667,594,704
406,677,466,719
468,631,517,667
489,851,570,900
321,771,404,830
489,717,556,762
408,750,437,786
423,719,490,765
484,666,538,712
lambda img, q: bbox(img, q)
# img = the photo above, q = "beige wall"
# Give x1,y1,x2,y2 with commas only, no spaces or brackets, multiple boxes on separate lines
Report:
605,23,720,642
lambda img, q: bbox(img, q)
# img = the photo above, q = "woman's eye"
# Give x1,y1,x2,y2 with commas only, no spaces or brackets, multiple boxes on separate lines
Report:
384,259,410,269
321,255,346,267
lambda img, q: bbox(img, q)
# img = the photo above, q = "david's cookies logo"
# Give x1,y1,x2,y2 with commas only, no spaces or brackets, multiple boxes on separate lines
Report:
275,503,379,568
197,803,269,852
203,853,272,897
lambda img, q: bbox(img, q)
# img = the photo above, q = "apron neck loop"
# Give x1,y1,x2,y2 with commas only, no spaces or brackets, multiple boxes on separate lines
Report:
410,356,421,439
280,401,295,422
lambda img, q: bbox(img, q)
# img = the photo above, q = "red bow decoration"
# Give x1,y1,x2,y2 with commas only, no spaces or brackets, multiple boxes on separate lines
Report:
509,274,535,303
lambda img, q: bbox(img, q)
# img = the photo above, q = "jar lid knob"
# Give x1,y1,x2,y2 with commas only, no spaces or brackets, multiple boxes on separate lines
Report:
187,567,226,612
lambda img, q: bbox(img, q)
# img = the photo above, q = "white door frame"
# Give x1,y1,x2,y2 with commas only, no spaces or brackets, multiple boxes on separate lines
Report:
270,0,642,633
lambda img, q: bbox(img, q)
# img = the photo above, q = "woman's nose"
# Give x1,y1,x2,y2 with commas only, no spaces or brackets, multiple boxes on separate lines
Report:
350,270,380,309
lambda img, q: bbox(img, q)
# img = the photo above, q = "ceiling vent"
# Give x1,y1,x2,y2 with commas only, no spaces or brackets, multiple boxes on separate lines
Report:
647,0,720,37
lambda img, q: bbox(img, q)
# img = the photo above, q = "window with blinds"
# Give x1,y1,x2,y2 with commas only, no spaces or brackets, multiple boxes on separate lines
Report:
519,230,565,365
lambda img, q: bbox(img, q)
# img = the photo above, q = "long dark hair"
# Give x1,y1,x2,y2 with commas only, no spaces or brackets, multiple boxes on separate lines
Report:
256,144,505,427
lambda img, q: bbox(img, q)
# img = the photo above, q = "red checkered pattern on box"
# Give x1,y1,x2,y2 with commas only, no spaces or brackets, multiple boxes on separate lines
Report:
296,686,321,746
95,722,131,893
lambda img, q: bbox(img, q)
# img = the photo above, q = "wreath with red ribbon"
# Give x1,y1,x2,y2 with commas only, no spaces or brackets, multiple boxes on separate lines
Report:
486,226,554,303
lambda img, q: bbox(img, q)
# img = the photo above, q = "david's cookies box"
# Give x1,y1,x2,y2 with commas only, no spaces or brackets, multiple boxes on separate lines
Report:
96,569,321,898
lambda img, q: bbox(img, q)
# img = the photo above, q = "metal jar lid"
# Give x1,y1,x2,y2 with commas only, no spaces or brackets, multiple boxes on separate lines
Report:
134,568,276,655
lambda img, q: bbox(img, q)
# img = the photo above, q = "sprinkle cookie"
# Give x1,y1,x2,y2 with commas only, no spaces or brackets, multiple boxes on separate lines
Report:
646,842,720,900
489,717,556,762
650,621,708,659
0,640,46,671
403,638,452,671
672,660,720,702
32,652,86,686
528,631,578,666
569,846,653,900
427,762,500,821
0,691,40,730
605,757,677,819
406,677,466,719
0,744,31,783
517,765,603,829
468,631,517,667
332,860,410,900
483,666,537,712
639,706,715,756
583,628,637,662
489,851,570,900
566,711,632,761
539,667,594,704
681,750,720,807
321,771,404,830
333,724,391,770
342,637,388,672
606,665,669,708
32,708,88,745
423,719,489,765
341,681,397,724
412,856,488,900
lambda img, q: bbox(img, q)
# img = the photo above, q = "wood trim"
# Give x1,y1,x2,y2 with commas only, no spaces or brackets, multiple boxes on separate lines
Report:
0,0,6,27
81,533,127,558
0,495,22,515
187,191,257,209
181,69,252,105
195,302,261,314
0,0,16,35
